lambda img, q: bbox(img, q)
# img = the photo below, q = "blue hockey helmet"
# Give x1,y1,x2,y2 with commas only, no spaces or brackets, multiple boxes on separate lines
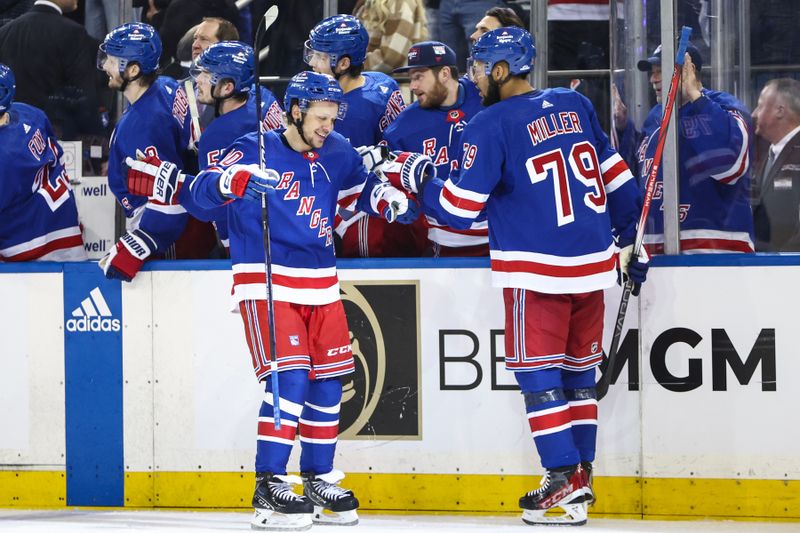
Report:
99,22,162,74
0,63,15,114
471,27,536,77
192,41,255,93
304,15,369,69
284,71,347,120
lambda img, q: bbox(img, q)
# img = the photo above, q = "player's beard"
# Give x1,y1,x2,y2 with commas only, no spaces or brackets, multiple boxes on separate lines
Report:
482,76,502,107
418,80,448,109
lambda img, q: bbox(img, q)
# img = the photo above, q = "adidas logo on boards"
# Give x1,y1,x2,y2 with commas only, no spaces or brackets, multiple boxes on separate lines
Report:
65,287,121,332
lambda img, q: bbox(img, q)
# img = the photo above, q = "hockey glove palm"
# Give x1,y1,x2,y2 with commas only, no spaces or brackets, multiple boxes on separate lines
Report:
370,182,420,224
618,244,649,296
377,151,436,195
98,229,156,282
218,164,279,201
125,154,184,204
356,144,389,173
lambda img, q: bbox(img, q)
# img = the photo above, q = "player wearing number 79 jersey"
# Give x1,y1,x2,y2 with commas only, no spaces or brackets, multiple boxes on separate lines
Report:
415,28,648,526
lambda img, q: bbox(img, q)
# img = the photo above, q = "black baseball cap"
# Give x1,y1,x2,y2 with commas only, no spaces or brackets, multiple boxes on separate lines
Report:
394,41,457,73
637,43,703,72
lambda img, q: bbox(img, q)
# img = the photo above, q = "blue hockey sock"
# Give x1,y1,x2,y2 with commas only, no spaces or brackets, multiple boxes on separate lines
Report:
299,377,342,475
255,369,308,474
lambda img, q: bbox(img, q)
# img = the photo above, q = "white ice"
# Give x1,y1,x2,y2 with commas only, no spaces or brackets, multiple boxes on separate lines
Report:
0,510,798,532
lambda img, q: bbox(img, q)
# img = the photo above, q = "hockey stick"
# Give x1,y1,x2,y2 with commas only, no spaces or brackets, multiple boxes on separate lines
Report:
596,26,693,400
254,5,282,429
183,79,202,151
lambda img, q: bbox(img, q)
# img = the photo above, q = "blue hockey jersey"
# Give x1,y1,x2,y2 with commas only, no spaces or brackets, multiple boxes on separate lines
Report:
188,129,390,305
0,103,86,261
423,88,642,294
108,76,192,253
335,71,405,147
193,87,284,247
383,77,488,249
636,88,754,254
331,71,408,257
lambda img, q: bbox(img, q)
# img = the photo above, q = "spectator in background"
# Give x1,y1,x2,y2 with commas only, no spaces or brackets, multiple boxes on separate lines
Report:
424,0,438,40
0,0,33,29
0,0,102,140
751,79,800,252
134,0,170,31
634,43,754,255
438,0,501,69
157,0,239,70
469,5,524,42
354,0,428,74
85,0,121,40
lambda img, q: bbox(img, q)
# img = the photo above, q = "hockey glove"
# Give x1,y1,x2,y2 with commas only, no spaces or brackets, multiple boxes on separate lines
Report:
98,229,156,282
377,151,436,195
356,144,389,173
218,164,279,201
370,182,420,224
618,244,649,296
125,155,184,204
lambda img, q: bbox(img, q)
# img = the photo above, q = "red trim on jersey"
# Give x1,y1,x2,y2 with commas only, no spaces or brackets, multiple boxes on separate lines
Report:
441,186,485,213
337,192,360,208
528,406,572,433
427,223,489,237
233,271,339,289
492,254,616,278
602,159,629,185
299,423,339,440
645,238,754,255
5,234,84,261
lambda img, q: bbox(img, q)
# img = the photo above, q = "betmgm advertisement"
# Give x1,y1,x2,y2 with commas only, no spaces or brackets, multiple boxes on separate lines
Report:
338,281,421,440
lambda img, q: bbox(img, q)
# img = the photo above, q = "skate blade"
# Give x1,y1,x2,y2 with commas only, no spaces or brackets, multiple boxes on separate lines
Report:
312,506,359,526
522,502,588,527
251,509,313,531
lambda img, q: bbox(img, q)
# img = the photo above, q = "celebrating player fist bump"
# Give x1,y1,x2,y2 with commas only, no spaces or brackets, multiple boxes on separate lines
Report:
370,181,420,224
125,153,184,204
376,151,436,195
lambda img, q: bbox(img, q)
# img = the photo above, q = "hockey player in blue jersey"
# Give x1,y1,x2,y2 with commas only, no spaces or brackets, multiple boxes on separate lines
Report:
384,40,489,256
97,22,193,281
635,44,754,254
305,14,421,257
398,28,649,525
191,40,283,252
0,63,87,262
123,71,417,531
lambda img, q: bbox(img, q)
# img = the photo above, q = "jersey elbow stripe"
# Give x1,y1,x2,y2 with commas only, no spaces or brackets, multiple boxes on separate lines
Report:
711,113,750,184
442,181,489,209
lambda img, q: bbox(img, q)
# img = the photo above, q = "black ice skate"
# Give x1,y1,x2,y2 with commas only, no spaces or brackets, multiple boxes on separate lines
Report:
251,473,313,531
581,461,595,507
519,464,588,526
302,469,359,526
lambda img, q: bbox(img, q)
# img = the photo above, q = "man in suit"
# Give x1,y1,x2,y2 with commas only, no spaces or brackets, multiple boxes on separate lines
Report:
751,78,800,251
0,0,101,140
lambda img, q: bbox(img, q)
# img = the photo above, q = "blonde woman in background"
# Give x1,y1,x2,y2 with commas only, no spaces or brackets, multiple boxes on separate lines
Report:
355,0,428,73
